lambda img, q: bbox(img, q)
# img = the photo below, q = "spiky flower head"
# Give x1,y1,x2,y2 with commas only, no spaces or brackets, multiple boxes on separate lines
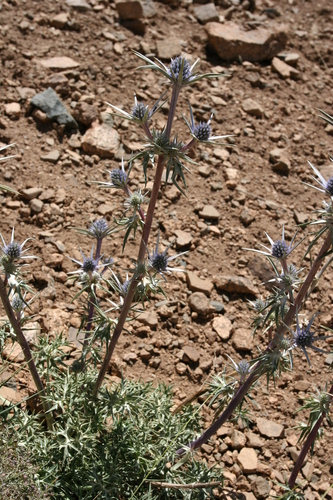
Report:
81,256,98,274
325,177,333,196
193,121,212,142
121,279,130,295
89,219,109,239
11,294,24,313
168,56,192,82
4,241,22,260
147,230,187,279
110,167,127,189
132,101,149,122
150,251,168,274
251,298,267,313
125,190,147,212
271,239,289,259
287,312,333,366
308,159,333,198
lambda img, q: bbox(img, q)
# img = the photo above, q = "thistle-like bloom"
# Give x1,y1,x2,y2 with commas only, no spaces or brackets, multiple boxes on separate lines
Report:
182,101,232,147
287,312,332,366
88,219,109,239
11,294,24,313
227,355,252,382
147,231,187,279
124,189,147,212
106,92,168,126
307,160,333,197
133,50,223,88
246,227,300,262
0,228,34,276
68,246,102,284
1,228,31,262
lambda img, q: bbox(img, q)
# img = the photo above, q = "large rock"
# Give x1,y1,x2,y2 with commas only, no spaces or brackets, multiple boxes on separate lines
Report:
81,123,120,158
31,87,78,128
257,417,284,438
194,3,219,24
116,0,156,19
237,447,258,473
205,22,288,62
214,274,257,295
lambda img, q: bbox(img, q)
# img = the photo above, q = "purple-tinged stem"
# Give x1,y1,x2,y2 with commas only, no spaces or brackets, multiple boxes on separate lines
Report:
288,384,333,489
166,86,180,139
83,237,104,349
177,230,332,454
92,156,165,396
0,276,53,430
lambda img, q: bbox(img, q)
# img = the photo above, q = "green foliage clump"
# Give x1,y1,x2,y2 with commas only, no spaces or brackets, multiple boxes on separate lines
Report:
1,368,222,499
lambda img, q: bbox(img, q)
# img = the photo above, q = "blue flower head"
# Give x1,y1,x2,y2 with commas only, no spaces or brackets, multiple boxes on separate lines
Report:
168,56,192,83
147,230,187,280
89,219,109,239
287,312,332,366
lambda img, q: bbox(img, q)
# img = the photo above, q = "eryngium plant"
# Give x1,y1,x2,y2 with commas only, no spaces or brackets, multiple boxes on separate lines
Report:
175,114,333,494
87,52,230,395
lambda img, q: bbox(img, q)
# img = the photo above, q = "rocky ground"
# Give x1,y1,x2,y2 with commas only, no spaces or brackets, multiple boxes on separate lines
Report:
0,0,333,498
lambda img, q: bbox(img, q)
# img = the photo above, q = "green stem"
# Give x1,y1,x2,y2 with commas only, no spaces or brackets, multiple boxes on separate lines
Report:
0,276,53,430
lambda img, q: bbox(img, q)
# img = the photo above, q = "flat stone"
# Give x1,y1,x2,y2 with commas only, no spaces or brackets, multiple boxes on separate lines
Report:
31,87,78,128
29,199,44,213
209,300,224,313
44,253,64,269
40,150,60,163
269,148,290,174
39,189,55,202
231,429,246,450
5,102,21,118
3,342,25,362
123,352,138,363
116,0,156,19
284,52,300,66
253,476,271,499
137,310,158,329
51,12,70,29
257,417,284,438
240,208,255,227
205,21,287,63
232,328,253,351
237,447,258,473
194,3,219,24
38,56,80,70
66,0,91,10
183,345,200,364
188,291,211,315
16,87,36,100
294,380,311,392
21,187,43,201
302,462,314,481
174,229,193,248
68,327,85,349
214,274,257,295
199,204,220,220
324,353,333,365
156,39,182,60
97,203,113,216
72,102,99,127
242,98,263,118
187,271,214,296
271,57,300,79
139,348,152,360
246,431,264,448
81,123,120,158
212,315,233,340
176,362,187,375
294,210,308,225
24,321,41,345
0,386,20,404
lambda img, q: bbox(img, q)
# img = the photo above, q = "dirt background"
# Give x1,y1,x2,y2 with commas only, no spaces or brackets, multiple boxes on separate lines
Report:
0,0,332,498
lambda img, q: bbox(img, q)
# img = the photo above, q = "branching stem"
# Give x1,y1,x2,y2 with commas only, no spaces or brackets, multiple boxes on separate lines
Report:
0,275,53,430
